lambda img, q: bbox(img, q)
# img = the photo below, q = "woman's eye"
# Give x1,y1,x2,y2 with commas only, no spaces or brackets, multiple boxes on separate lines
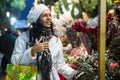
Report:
42,14,47,17
42,14,51,17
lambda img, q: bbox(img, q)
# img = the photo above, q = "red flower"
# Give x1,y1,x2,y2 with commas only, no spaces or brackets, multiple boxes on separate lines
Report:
110,63,119,69
71,19,98,33
70,45,88,58
106,13,114,21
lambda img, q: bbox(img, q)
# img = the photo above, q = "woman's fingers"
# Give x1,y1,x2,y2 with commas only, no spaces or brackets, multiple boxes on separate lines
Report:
32,41,49,53
38,42,49,51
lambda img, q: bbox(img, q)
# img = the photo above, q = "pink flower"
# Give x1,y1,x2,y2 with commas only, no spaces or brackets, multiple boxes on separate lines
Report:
110,63,119,69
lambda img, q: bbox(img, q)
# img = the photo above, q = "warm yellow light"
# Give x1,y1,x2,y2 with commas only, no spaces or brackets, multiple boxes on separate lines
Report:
34,0,38,7
114,0,120,3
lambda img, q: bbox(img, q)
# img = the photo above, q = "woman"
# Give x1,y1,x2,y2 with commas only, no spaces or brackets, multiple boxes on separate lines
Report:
11,4,76,80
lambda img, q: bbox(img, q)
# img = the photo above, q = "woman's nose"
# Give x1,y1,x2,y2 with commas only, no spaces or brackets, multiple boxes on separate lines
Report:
47,15,52,19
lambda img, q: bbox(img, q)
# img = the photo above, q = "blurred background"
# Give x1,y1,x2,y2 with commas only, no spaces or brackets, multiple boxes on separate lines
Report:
1,0,119,80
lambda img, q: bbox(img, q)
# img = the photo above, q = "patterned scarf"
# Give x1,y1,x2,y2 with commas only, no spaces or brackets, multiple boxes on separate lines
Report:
29,22,53,80
36,30,52,80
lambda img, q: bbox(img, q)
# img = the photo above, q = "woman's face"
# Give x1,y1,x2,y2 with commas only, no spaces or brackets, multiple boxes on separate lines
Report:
39,9,52,28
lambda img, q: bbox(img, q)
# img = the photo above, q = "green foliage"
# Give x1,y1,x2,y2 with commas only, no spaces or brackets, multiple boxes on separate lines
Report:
70,0,98,19
0,0,26,21
80,0,98,18
61,0,69,11
0,0,10,20
68,0,115,19
11,0,26,11
64,53,98,80
71,3,83,19
110,36,120,58
54,2,61,18
0,0,26,30
64,50,120,80
41,0,115,19
107,0,114,12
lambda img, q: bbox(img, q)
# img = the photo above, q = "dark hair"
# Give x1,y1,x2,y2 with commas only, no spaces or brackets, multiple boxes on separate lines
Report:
28,19,56,47
28,19,55,80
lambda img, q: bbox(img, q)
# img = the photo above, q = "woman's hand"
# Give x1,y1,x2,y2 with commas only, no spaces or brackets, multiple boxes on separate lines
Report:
31,41,49,55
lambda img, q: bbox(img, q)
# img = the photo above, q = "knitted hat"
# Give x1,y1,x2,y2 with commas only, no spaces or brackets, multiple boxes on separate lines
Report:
27,4,49,23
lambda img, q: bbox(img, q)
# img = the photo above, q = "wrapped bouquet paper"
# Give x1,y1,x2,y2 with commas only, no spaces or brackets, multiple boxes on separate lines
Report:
6,64,37,80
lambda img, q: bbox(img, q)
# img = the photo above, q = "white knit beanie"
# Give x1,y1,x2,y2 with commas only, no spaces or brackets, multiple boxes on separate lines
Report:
27,4,49,23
